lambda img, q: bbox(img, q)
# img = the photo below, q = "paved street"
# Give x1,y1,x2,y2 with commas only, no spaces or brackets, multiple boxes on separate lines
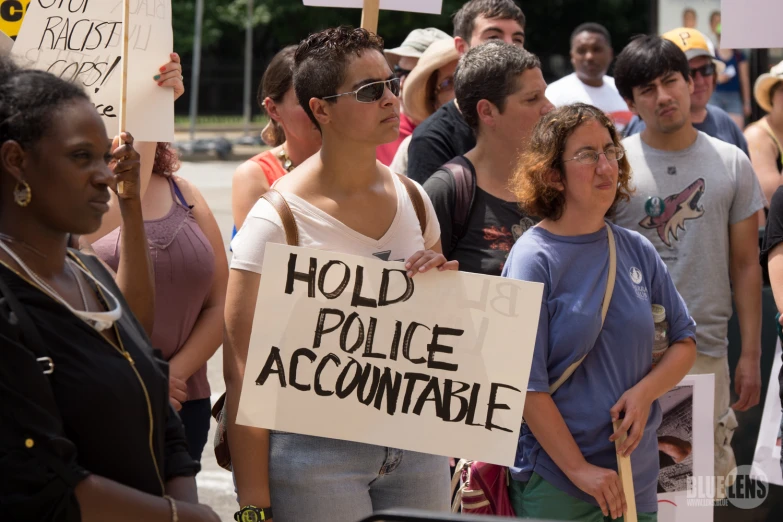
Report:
178,160,241,521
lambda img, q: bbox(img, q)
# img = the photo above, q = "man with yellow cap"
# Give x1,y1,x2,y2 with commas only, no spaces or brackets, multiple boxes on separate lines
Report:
624,27,749,158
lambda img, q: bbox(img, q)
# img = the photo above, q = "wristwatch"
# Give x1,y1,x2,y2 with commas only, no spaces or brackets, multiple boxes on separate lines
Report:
235,505,273,522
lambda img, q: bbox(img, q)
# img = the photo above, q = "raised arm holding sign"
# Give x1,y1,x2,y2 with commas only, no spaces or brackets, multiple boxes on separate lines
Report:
11,0,175,142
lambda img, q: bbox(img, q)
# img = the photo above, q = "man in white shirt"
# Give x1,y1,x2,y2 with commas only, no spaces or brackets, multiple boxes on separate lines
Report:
545,23,632,132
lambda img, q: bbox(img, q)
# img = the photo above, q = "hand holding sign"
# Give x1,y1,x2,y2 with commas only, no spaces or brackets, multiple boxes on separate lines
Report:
110,131,141,200
237,244,542,466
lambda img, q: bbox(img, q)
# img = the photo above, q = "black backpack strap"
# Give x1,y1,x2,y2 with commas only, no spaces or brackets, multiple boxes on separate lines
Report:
0,273,53,375
441,156,476,253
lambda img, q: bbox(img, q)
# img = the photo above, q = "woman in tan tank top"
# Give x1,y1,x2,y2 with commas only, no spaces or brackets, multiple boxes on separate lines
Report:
745,61,783,207
85,60,229,463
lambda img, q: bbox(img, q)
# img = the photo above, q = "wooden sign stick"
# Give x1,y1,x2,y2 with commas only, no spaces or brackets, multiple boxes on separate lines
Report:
360,0,380,33
613,419,638,522
117,0,130,195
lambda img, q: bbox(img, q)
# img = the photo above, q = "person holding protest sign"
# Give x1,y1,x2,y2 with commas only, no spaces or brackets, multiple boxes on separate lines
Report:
225,26,457,522
84,54,228,464
91,138,228,463
232,46,322,234
0,58,219,522
502,103,697,520
82,52,186,334
424,41,550,276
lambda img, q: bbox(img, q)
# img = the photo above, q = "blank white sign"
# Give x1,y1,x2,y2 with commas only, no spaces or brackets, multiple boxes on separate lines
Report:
719,0,783,49
303,0,443,15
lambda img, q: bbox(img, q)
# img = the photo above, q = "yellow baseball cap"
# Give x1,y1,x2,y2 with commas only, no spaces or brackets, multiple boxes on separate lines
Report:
661,27,725,74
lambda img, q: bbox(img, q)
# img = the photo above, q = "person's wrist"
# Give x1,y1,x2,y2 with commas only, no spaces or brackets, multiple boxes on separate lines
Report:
739,346,761,360
163,495,178,522
235,505,273,522
561,455,589,480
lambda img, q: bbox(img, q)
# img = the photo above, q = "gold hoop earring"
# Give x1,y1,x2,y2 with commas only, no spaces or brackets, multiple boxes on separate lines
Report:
14,180,32,207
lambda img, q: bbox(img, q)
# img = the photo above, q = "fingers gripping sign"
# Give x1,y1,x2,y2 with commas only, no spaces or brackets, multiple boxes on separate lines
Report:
111,132,141,200
404,250,458,278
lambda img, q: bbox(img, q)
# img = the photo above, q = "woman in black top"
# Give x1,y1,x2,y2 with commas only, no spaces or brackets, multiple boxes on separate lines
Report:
0,61,219,521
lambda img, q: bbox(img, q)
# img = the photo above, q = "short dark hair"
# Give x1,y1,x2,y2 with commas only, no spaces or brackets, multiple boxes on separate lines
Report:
293,26,385,129
452,0,525,42
683,7,696,17
614,35,691,101
710,10,721,24
258,45,297,146
455,41,540,132
570,22,612,47
0,57,89,148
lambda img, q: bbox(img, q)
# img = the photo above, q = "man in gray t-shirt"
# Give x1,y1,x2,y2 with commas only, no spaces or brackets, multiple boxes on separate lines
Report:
613,35,765,492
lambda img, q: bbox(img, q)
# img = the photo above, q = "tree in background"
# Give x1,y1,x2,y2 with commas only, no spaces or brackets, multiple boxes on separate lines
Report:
173,0,650,116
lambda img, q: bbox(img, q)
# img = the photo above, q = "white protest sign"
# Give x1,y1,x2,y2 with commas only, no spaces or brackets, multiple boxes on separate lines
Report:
719,0,783,49
237,244,543,466
656,374,714,521
11,0,174,142
751,340,783,486
303,0,442,15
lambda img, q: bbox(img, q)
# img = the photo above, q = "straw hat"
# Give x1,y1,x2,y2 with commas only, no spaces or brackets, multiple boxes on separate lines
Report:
402,38,459,124
661,27,725,75
385,28,450,68
754,60,783,113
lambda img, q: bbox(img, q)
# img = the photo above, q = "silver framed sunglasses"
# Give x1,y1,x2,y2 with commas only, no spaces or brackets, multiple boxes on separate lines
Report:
322,78,401,103
564,147,625,165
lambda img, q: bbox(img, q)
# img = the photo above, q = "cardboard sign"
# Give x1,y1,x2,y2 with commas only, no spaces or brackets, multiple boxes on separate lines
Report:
719,0,783,49
11,0,174,142
751,340,783,486
656,374,715,521
303,0,442,15
236,244,543,466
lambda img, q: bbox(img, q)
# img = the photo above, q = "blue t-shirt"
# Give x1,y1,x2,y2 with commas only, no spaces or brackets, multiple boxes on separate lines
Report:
502,222,696,514
715,51,745,94
624,105,749,157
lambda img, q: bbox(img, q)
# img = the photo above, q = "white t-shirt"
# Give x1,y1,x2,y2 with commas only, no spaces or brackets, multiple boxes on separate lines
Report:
545,73,633,132
231,172,441,274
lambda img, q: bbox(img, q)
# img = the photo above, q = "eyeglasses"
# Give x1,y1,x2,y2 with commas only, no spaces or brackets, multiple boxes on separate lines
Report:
690,63,716,78
564,147,625,165
322,78,401,104
434,76,454,95
393,65,412,78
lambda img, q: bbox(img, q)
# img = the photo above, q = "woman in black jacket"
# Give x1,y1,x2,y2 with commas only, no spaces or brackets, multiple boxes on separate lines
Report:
0,59,219,522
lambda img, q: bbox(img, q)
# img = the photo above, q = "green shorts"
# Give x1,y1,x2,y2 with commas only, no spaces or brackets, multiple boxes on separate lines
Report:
508,472,657,522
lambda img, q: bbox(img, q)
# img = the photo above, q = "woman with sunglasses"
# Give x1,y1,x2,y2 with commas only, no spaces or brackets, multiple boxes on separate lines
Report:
502,104,696,521
224,27,456,522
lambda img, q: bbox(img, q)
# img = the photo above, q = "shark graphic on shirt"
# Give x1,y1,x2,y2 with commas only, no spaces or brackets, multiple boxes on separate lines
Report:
639,178,705,248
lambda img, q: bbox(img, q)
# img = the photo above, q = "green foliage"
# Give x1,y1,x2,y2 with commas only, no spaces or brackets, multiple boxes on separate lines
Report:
172,0,650,57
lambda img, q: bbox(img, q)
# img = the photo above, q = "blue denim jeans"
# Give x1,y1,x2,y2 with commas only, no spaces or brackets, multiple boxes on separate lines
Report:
268,431,450,522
